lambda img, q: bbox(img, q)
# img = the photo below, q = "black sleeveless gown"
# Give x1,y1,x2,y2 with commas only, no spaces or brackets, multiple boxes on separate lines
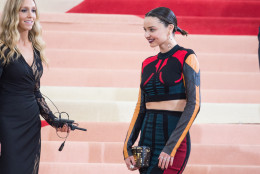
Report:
0,47,58,174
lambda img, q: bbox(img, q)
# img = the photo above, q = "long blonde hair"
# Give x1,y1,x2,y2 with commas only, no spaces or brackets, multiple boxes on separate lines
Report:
0,0,46,65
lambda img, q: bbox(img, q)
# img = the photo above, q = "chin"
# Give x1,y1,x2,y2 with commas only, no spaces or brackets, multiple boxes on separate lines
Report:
18,26,33,32
149,43,158,48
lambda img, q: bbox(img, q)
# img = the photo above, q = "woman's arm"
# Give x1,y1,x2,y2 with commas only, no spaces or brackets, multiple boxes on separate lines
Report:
162,53,201,157
123,75,146,159
34,80,62,128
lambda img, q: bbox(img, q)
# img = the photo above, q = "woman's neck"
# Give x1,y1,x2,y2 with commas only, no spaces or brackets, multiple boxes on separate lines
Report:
159,37,177,53
18,30,30,46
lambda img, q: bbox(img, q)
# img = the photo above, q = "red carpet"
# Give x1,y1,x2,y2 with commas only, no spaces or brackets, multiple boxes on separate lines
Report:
175,16,260,35
41,120,49,127
67,0,260,18
67,0,260,35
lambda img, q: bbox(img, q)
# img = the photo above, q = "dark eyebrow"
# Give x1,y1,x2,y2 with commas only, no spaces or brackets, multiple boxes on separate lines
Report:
144,26,156,29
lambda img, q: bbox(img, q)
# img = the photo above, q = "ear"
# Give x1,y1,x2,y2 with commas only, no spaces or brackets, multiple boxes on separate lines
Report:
168,24,174,35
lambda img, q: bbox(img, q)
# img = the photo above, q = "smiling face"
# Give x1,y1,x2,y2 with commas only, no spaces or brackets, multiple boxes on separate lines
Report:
143,16,173,48
18,0,36,32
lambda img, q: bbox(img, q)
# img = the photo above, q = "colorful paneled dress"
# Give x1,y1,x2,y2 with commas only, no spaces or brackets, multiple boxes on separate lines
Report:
124,45,201,174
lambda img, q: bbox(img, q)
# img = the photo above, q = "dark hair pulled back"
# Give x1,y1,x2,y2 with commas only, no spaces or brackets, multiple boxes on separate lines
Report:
145,7,188,36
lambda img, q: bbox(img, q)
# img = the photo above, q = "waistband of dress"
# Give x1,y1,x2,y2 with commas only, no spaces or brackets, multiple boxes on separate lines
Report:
0,92,35,100
145,93,186,102
0,88,34,96
146,109,183,116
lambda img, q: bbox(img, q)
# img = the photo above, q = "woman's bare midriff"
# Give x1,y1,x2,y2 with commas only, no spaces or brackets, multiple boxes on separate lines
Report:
146,99,186,112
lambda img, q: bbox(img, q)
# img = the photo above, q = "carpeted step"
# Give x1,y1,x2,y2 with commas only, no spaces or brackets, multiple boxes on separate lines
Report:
0,0,83,13
40,86,260,104
39,98,260,123
41,123,260,145
42,31,258,54
39,162,136,174
41,68,260,90
45,49,259,72
39,13,260,35
39,162,260,174
40,141,260,166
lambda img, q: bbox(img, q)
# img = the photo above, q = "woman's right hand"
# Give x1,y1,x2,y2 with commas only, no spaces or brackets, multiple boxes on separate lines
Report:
125,156,139,171
57,123,70,133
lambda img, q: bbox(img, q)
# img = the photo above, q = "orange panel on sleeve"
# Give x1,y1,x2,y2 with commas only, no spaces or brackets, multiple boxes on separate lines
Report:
185,54,199,73
123,88,142,158
170,85,200,157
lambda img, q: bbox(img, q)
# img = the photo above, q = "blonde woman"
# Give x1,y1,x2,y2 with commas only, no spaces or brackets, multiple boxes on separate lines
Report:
0,0,68,173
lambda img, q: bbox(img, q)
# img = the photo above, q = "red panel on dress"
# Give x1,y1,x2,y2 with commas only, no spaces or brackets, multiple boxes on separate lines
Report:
142,56,157,73
175,74,183,83
159,72,164,84
158,58,169,72
172,50,187,68
143,73,154,86
163,136,188,174
155,59,162,72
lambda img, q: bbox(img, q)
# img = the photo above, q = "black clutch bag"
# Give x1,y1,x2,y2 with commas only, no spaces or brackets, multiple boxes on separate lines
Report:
131,146,151,168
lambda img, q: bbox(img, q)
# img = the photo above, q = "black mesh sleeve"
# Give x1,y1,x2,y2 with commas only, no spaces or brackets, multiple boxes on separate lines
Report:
162,54,201,157
34,80,61,128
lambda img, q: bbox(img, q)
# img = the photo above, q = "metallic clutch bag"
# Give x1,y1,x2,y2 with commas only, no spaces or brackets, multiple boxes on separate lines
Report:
131,146,151,168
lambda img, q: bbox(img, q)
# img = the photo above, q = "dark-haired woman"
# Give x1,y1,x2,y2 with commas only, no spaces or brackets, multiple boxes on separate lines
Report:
123,7,201,174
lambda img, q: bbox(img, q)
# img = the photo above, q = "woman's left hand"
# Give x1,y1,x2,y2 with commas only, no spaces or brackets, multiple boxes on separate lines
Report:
57,124,70,133
158,152,174,170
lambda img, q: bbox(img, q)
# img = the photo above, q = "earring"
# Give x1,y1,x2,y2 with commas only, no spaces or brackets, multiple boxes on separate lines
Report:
168,36,173,48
